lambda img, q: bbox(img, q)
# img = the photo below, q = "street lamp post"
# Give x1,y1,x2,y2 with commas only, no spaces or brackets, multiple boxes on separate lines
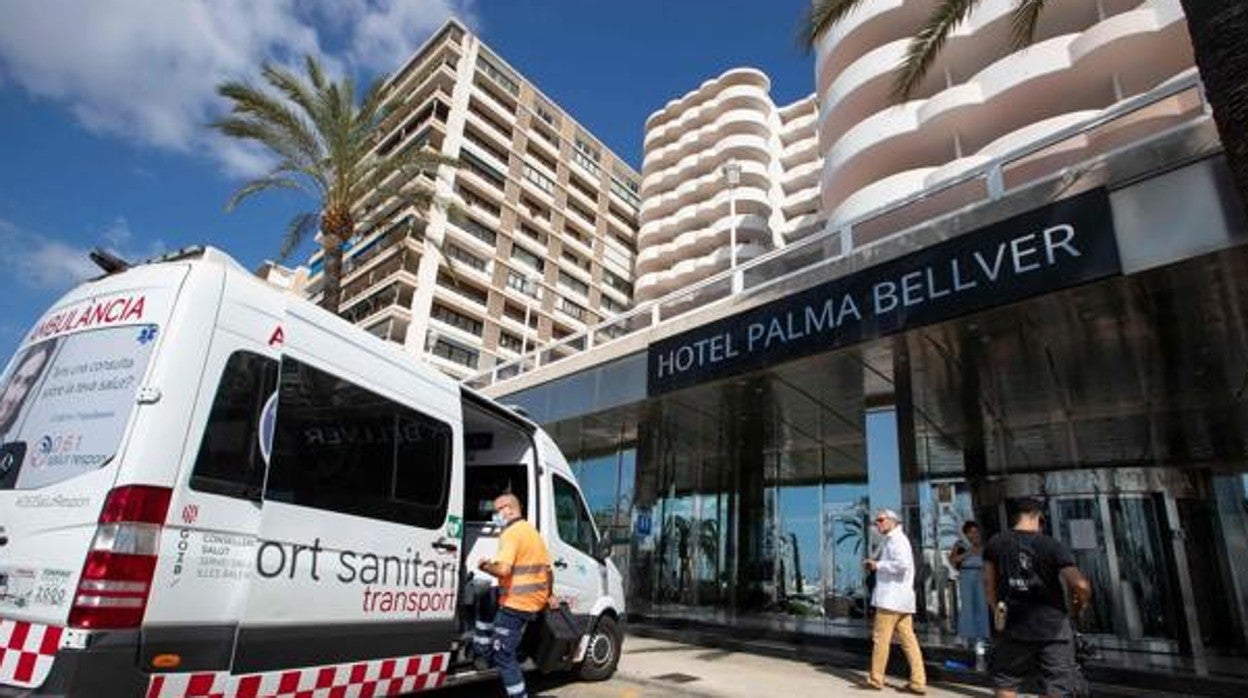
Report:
722,160,742,293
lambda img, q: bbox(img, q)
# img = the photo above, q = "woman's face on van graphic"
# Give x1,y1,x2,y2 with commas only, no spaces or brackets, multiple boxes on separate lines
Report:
0,348,50,434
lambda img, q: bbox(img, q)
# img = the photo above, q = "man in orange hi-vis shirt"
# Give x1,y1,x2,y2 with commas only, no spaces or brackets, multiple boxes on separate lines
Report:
477,492,554,698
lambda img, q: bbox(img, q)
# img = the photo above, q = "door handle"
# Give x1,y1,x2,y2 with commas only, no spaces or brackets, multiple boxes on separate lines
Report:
553,558,569,569
433,537,459,554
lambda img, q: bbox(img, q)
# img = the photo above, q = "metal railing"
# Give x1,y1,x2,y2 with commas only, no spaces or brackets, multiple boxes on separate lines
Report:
466,72,1210,391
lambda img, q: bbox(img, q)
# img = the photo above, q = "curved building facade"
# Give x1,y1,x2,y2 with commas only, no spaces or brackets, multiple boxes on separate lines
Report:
814,0,1195,238
636,70,823,302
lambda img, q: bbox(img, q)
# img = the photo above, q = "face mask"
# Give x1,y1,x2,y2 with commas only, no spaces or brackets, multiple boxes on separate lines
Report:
491,513,506,527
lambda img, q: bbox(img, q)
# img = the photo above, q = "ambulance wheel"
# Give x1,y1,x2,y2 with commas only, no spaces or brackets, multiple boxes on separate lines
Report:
577,615,621,681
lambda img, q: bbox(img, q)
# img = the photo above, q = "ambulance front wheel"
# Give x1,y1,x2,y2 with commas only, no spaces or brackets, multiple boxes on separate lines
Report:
577,614,621,681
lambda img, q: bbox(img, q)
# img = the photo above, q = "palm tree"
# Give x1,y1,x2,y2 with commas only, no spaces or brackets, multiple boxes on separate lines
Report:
212,55,456,312
800,0,1248,213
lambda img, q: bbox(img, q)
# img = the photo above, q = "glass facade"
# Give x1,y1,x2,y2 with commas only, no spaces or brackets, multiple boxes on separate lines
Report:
537,245,1248,676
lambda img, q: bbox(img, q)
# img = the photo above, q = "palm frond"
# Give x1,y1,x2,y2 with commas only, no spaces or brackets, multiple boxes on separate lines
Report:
798,0,872,52
304,54,327,92
213,81,322,169
893,0,979,100
260,63,323,132
225,175,307,212
279,212,320,260
1009,0,1047,51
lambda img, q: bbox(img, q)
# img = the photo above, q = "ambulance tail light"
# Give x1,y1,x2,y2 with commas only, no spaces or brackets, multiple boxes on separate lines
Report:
69,485,172,629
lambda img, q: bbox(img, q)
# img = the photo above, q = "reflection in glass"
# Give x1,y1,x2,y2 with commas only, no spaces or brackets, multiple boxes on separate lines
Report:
1110,496,1176,640
1050,498,1115,634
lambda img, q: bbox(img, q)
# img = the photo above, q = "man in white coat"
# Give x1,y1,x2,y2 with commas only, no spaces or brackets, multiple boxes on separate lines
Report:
861,508,926,694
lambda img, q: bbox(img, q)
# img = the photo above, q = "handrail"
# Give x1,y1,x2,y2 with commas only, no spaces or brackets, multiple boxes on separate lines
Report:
466,71,1209,390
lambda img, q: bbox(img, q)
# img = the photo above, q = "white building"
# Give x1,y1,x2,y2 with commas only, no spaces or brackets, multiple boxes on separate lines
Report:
635,69,824,302
813,0,1195,242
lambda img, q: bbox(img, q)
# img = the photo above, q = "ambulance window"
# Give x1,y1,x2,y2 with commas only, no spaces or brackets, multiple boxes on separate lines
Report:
553,475,597,556
266,357,452,528
0,326,158,490
189,351,279,500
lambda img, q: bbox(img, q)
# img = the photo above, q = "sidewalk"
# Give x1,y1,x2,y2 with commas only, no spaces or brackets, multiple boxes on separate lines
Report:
616,634,991,698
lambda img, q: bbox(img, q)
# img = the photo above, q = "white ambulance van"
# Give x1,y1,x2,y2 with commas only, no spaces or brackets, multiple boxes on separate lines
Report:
0,247,625,696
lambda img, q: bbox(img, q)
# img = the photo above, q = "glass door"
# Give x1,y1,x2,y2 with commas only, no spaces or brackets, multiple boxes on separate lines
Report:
1049,497,1117,635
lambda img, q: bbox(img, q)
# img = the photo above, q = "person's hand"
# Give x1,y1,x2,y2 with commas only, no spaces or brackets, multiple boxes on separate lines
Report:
547,596,561,610
863,559,877,572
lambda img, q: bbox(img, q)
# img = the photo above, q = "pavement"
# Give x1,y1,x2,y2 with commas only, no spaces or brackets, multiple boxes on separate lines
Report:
614,634,993,698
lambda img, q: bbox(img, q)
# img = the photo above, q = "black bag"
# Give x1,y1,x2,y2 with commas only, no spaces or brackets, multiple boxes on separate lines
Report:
534,603,584,673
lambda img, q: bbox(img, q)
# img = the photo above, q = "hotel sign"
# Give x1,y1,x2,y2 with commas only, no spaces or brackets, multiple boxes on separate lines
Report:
648,188,1119,395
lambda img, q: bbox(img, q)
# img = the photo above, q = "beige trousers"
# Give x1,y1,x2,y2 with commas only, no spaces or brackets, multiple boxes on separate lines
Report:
868,609,927,688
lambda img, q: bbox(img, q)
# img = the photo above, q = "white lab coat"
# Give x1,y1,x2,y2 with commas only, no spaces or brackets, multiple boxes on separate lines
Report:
871,526,917,614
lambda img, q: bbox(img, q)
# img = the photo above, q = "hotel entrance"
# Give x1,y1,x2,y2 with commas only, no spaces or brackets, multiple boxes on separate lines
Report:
969,467,1230,659
526,225,1248,679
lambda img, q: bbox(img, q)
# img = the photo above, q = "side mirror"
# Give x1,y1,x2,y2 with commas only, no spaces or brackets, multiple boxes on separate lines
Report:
593,538,612,561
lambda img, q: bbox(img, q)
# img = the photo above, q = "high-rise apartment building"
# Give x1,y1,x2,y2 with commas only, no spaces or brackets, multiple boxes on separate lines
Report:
300,19,641,380
635,69,823,302
814,0,1194,240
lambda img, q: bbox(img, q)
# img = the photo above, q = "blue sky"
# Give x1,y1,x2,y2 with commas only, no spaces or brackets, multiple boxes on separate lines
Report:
0,0,815,358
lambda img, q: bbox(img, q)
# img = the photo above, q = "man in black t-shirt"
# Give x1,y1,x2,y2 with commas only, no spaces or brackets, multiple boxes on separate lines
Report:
983,498,1091,698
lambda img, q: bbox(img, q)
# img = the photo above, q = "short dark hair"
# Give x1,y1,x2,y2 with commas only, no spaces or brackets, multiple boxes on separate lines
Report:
1013,497,1046,519
961,521,980,534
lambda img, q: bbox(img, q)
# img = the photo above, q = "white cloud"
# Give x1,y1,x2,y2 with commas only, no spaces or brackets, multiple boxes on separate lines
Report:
0,0,474,178
0,218,166,291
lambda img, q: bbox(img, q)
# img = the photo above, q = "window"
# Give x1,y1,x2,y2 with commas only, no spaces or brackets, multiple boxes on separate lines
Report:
518,223,546,246
522,164,555,195
569,175,598,203
498,332,523,352
570,148,600,177
568,200,596,226
558,297,587,321
534,102,558,128
558,270,589,297
457,216,498,246
553,475,597,556
478,57,519,96
446,243,487,272
561,249,589,271
602,270,632,296
191,351,280,500
0,327,159,491
506,271,539,297
610,169,640,209
430,337,480,369
431,303,484,336
460,149,506,190
574,136,600,162
266,357,452,528
438,273,489,305
456,185,501,218
511,244,544,272
600,295,625,315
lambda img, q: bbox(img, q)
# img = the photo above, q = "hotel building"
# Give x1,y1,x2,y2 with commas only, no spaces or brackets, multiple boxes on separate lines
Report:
471,1,1248,689
636,71,822,302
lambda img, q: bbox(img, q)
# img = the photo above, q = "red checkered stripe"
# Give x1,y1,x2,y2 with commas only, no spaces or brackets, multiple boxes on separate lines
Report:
147,651,448,698
0,619,64,689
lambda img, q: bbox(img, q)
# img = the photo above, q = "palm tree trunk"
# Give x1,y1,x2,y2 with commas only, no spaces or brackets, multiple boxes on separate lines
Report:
1182,0,1248,215
319,232,345,313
